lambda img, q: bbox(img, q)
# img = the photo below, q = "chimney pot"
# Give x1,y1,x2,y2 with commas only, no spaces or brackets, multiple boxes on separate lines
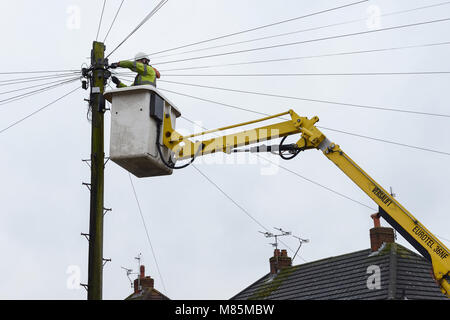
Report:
270,249,292,274
134,265,155,294
371,213,381,228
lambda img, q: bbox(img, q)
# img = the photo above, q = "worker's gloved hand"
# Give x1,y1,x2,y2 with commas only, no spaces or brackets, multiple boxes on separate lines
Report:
111,76,120,85
110,62,119,69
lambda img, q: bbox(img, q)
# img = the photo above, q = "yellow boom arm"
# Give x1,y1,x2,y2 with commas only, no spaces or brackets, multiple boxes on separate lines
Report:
162,109,450,297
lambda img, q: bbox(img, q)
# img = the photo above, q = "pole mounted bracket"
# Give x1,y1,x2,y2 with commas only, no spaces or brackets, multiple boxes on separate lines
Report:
102,258,112,267
104,157,110,168
82,182,91,191
81,233,90,241
103,207,112,216
80,283,88,292
82,159,91,169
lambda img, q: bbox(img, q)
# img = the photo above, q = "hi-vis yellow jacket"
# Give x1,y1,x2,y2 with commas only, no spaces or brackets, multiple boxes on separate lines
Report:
116,60,159,87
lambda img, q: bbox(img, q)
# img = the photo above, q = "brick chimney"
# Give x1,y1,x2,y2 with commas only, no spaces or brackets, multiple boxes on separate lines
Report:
270,249,292,274
134,265,155,294
370,213,395,251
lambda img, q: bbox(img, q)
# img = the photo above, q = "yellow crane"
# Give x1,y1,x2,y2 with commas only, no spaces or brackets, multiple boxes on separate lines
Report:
159,108,450,298
105,86,450,297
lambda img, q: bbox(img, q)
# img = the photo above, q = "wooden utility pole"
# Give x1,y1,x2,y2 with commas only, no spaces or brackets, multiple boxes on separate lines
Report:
87,41,108,300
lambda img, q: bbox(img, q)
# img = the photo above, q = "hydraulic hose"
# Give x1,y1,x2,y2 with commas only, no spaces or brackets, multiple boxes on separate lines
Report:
155,122,201,169
278,136,304,160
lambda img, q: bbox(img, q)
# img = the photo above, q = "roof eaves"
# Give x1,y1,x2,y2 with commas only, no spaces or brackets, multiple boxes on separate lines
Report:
249,266,298,300
230,272,272,300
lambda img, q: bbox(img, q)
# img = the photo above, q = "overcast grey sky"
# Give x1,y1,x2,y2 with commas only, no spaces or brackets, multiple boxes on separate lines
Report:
0,0,449,300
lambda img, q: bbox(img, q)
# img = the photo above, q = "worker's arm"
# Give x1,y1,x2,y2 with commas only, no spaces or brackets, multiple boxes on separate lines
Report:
117,60,154,77
153,66,161,79
111,76,127,88
116,60,157,82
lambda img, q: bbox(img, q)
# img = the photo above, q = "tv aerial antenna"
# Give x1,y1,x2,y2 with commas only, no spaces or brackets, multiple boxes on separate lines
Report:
259,227,291,250
292,234,309,261
120,266,136,288
121,253,143,288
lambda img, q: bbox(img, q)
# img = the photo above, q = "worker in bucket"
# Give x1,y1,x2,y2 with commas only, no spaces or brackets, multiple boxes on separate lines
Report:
109,52,160,88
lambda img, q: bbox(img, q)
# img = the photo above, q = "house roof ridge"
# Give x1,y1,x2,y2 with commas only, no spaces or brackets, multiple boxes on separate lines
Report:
289,247,372,269
230,272,273,300
387,242,398,299
394,242,428,260
150,287,170,299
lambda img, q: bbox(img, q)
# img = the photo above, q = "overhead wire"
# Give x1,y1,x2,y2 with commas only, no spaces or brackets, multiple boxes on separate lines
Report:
161,71,450,77
0,85,81,135
0,72,80,84
0,77,80,107
0,76,80,89
151,1,450,60
0,69,79,75
127,173,168,295
191,164,302,261
147,0,369,57
158,80,450,119
96,0,107,41
260,157,376,211
0,73,81,87
0,77,80,104
0,76,82,96
191,165,271,233
317,126,450,156
155,41,450,73
152,17,450,66
158,87,450,156
114,75,450,120
103,0,125,43
106,0,168,58
112,74,450,122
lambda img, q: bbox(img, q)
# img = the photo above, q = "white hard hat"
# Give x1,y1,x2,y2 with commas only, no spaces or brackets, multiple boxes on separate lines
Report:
135,52,149,61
